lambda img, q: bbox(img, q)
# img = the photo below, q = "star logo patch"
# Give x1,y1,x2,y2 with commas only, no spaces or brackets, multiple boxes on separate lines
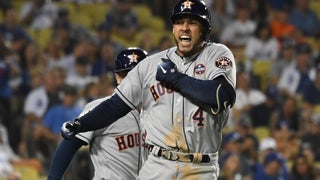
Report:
128,52,139,66
181,0,194,11
215,56,232,70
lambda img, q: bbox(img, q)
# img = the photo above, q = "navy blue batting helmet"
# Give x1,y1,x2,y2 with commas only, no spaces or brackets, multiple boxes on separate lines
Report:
114,47,147,72
171,0,211,40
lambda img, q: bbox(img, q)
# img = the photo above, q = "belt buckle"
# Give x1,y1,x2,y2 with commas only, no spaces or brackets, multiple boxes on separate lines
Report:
162,150,179,161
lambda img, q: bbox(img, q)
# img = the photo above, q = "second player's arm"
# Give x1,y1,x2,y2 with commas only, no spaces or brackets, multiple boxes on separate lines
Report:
47,138,87,180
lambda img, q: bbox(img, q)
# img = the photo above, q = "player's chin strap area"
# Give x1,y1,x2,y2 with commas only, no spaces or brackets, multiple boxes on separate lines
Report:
147,145,218,164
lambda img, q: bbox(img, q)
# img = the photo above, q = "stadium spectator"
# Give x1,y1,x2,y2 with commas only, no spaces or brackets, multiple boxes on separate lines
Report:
19,0,58,30
33,85,81,173
76,82,101,108
271,96,301,133
245,21,279,72
209,0,233,42
289,0,320,37
105,0,139,40
220,2,256,48
94,22,124,54
300,113,320,161
19,67,64,158
249,85,280,128
236,116,260,164
220,131,252,178
269,7,296,40
232,71,266,124
289,153,317,180
91,41,116,77
278,42,316,97
302,68,320,116
253,151,289,180
269,37,296,84
53,20,77,55
218,152,248,180
65,56,98,91
0,6,29,45
45,40,65,70
0,34,20,152
56,40,89,76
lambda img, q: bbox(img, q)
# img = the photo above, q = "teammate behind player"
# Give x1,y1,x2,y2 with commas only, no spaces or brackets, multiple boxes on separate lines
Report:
48,47,148,180
61,0,236,179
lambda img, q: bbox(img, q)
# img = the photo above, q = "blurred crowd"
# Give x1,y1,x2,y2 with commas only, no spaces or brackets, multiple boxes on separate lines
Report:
1,0,320,179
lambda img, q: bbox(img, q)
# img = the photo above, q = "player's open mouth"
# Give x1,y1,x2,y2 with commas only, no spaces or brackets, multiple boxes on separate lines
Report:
180,35,191,42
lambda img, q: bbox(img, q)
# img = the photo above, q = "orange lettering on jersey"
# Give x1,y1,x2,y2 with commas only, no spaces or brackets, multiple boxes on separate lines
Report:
127,134,135,148
116,136,127,151
115,132,147,151
150,85,159,101
134,132,140,146
150,83,174,101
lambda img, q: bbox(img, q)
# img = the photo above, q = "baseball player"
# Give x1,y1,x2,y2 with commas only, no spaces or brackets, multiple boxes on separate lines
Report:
61,0,236,179
48,47,148,180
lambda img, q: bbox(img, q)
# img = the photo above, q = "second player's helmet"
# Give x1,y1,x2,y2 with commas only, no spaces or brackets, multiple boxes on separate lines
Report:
114,47,148,72
170,0,211,40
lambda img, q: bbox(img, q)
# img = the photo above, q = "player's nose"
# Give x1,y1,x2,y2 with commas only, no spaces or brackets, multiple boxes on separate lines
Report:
181,21,190,31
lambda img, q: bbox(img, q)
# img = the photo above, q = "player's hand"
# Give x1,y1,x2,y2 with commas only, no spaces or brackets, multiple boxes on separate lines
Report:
156,58,185,90
156,58,177,81
61,119,81,140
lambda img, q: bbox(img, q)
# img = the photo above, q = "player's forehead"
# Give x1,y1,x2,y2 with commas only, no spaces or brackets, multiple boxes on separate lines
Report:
172,14,203,24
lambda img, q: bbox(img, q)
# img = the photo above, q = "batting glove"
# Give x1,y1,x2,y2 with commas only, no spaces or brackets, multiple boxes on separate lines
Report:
156,58,185,90
61,119,81,140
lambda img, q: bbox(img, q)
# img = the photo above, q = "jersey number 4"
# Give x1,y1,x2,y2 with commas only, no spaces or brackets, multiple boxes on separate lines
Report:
192,108,204,127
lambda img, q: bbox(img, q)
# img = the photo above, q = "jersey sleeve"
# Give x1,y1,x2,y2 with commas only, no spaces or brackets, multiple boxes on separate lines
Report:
75,97,110,144
207,44,236,88
115,64,143,109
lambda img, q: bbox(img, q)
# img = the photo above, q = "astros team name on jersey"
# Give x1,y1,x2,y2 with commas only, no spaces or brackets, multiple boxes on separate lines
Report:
150,82,174,101
115,132,147,151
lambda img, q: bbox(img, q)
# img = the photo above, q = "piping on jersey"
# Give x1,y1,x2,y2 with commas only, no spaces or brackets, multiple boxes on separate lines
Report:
165,47,202,153
130,110,143,175
211,84,222,115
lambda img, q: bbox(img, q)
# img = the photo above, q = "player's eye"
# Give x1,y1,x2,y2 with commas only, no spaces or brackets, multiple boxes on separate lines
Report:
190,20,199,25
174,19,184,25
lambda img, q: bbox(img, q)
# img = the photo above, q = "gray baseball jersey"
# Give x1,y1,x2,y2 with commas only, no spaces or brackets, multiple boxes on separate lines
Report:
116,42,236,154
76,96,147,180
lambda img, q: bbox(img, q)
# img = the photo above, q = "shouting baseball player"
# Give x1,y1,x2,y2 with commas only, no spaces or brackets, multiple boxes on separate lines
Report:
48,48,148,180
61,0,236,179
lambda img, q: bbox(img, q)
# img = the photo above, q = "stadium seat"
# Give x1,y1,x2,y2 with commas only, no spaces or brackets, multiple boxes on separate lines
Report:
253,127,270,141
146,16,165,32
132,5,152,27
11,1,24,13
252,60,272,91
309,0,320,19
26,28,53,50
314,105,320,115
12,159,42,180
71,12,93,29
77,3,111,27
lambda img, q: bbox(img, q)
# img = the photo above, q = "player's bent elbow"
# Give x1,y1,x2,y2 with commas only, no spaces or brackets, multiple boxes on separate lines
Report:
210,83,236,115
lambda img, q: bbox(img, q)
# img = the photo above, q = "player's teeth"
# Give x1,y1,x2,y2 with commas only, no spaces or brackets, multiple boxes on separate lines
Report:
180,36,191,42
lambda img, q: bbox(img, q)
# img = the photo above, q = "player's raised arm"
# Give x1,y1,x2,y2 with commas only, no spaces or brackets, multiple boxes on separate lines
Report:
61,94,132,139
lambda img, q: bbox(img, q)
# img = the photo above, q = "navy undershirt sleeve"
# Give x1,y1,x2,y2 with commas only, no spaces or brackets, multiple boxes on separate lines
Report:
175,75,236,111
47,138,86,180
78,93,132,132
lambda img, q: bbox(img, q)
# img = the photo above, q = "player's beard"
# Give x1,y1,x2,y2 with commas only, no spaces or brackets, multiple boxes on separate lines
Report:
175,36,205,58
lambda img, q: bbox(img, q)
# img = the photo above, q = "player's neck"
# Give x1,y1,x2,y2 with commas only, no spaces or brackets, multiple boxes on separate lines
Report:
176,42,206,61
